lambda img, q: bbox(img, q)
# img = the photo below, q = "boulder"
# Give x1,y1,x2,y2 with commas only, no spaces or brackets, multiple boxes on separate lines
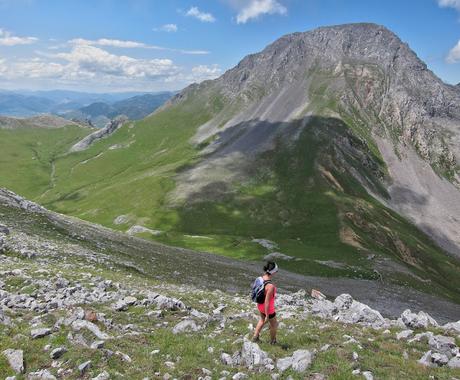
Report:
277,350,314,373
400,309,438,329
221,352,234,366
396,330,413,340
78,360,92,374
442,320,460,334
431,352,449,366
71,320,110,340
333,294,387,328
31,328,52,339
172,319,200,334
311,299,336,318
0,307,11,325
112,296,137,311
428,334,458,358
448,356,460,368
418,350,434,367
291,349,314,372
240,338,272,367
3,349,24,374
92,371,110,380
146,293,186,310
362,372,374,380
27,369,57,380
50,347,67,359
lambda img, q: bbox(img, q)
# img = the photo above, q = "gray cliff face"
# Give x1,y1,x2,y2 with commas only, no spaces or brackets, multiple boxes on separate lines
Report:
171,23,460,257
210,23,459,175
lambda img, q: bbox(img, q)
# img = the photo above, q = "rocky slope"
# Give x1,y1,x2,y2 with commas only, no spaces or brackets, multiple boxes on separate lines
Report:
1,188,460,379
171,23,460,257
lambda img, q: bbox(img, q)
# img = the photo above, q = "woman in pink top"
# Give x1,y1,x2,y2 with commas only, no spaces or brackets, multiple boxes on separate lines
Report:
253,261,278,344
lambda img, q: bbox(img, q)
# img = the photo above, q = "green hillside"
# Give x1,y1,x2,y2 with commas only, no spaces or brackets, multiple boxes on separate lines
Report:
0,92,459,305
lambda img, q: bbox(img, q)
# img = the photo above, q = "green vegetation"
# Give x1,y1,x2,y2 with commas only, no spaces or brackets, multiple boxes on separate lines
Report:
0,76,459,305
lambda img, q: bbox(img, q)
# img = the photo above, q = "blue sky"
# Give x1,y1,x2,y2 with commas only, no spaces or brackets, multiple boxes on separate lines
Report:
0,0,460,92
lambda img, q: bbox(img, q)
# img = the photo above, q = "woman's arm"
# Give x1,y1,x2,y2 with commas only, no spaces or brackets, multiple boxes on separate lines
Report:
264,284,274,321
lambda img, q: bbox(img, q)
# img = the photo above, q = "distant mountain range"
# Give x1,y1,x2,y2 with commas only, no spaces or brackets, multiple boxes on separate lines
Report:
61,93,174,127
0,90,175,126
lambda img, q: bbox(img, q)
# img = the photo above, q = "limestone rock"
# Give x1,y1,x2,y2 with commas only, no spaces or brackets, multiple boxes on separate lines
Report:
31,327,52,339
27,369,57,380
71,320,110,340
3,349,24,374
277,349,314,373
396,330,413,340
172,319,200,334
50,347,67,359
428,334,458,358
112,296,137,311
400,309,438,329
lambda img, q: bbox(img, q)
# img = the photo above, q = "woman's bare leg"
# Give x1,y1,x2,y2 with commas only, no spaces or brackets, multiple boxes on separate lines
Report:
253,313,266,340
269,316,278,343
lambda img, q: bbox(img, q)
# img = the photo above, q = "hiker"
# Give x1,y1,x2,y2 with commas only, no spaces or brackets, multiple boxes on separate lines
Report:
252,261,278,344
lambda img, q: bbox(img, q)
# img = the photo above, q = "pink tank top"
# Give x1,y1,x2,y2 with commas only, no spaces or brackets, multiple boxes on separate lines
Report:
258,283,276,314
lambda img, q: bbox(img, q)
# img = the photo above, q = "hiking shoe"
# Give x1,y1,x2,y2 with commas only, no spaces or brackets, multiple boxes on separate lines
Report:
269,339,277,345
252,336,261,343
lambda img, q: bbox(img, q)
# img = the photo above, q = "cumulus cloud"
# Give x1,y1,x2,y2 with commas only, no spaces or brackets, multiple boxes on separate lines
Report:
191,64,222,80
0,42,218,90
186,6,216,22
154,24,178,32
234,0,287,24
165,64,222,84
68,37,209,55
55,45,178,79
438,0,460,11
446,40,460,63
0,28,37,46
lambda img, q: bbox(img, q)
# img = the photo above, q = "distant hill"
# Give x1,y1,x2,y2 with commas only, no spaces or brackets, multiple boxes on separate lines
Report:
0,114,84,129
0,92,55,117
0,90,174,120
62,92,174,127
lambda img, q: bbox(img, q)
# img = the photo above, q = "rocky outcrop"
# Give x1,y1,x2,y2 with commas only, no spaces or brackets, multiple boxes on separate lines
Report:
69,115,127,152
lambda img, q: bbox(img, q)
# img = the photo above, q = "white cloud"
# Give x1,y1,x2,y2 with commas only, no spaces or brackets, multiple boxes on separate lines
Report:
154,24,178,32
0,42,218,91
70,38,148,49
186,6,216,22
446,40,460,63
0,28,37,46
165,64,222,84
438,0,460,11
68,37,209,55
55,45,178,79
235,0,287,24
191,64,222,80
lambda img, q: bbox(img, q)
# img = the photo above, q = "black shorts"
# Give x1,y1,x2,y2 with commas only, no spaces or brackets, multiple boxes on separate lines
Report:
260,312,276,319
